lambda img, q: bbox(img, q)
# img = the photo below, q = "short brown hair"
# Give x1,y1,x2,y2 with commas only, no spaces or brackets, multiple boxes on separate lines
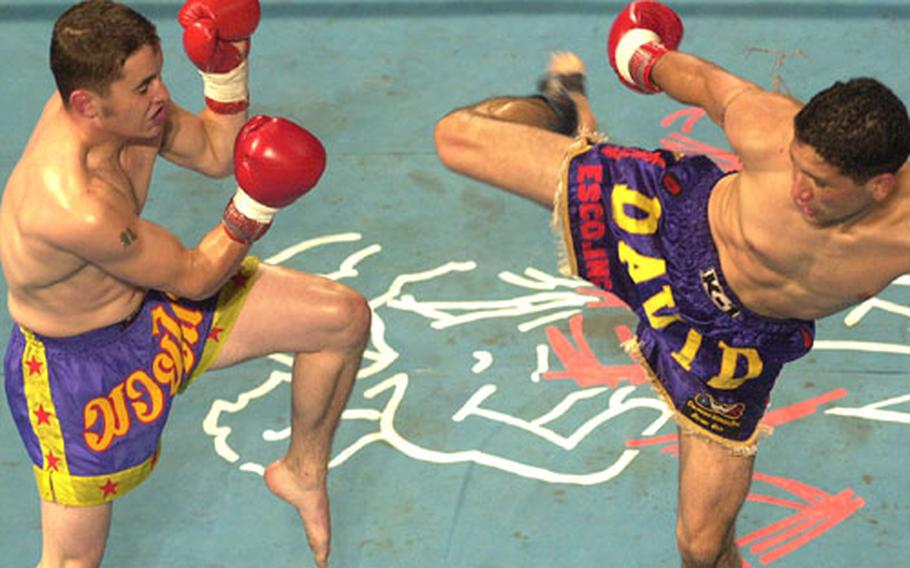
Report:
50,0,160,103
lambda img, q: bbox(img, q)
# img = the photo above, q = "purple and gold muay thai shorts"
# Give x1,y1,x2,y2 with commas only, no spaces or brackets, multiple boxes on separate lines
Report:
4,257,259,506
554,141,815,452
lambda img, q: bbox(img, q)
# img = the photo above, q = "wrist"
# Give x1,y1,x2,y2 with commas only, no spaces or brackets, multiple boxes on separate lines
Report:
231,186,279,222
221,221,253,244
222,198,271,244
615,28,668,94
200,59,249,114
630,42,669,94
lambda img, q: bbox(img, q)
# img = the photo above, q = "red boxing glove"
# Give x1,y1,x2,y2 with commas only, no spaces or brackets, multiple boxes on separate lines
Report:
607,1,683,94
222,116,327,244
179,0,261,113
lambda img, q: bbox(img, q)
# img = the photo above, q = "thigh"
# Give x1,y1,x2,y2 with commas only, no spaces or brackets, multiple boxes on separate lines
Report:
40,499,112,567
677,428,755,537
209,263,369,369
436,109,575,207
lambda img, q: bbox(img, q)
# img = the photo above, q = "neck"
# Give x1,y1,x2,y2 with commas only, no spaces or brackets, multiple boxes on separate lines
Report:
61,104,127,163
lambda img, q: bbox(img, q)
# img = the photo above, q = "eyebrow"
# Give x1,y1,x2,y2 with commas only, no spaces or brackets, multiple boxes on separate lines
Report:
133,73,156,92
789,147,830,186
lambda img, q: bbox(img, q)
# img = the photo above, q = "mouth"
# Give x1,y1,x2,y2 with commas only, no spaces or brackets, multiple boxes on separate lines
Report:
150,105,167,125
792,195,815,218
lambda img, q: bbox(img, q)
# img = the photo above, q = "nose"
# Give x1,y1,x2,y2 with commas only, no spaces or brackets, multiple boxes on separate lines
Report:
791,172,811,202
154,78,170,103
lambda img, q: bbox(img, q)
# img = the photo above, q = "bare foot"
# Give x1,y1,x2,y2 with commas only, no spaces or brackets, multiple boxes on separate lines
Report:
548,51,598,133
264,459,331,568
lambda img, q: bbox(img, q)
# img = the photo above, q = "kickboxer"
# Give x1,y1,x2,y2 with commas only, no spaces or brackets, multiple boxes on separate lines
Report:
0,2,368,567
434,1,910,566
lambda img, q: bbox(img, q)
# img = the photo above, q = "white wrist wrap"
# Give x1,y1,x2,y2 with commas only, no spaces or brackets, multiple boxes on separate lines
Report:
615,28,661,86
232,187,279,223
199,59,249,103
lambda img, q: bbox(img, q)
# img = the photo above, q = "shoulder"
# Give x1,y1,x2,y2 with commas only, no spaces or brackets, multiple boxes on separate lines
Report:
725,90,802,172
35,172,139,258
726,89,802,125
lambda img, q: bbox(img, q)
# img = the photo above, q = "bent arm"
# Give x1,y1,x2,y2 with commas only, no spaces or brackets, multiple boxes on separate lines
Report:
158,100,248,178
651,51,801,170
651,51,761,129
55,192,249,300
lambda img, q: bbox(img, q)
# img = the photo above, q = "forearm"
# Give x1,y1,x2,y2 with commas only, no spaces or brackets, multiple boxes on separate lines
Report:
159,102,247,177
179,224,251,300
651,51,759,126
197,107,248,177
176,0,259,176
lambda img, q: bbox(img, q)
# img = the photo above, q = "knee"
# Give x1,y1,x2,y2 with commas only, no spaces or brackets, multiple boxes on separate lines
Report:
326,285,371,349
433,110,474,173
676,520,735,568
38,551,104,568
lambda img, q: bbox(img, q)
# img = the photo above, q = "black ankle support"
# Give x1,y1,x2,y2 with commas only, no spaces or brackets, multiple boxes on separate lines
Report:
535,72,587,135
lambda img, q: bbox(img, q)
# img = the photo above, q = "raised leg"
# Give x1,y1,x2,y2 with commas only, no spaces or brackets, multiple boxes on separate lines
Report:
211,263,371,568
434,52,599,207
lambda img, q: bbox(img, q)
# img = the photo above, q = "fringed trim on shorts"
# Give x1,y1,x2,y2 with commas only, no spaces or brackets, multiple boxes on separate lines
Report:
551,129,609,279
621,337,770,457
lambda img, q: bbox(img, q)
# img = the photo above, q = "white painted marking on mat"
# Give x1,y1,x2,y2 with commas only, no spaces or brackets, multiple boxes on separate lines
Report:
826,393,910,424
204,233,669,485
202,370,291,463
471,351,492,373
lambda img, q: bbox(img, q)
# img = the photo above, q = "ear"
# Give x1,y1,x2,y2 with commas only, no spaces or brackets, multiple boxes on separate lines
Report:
867,173,896,202
69,89,99,118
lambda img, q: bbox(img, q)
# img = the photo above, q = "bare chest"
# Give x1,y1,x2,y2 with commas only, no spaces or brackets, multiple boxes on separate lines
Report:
714,179,910,318
105,145,157,213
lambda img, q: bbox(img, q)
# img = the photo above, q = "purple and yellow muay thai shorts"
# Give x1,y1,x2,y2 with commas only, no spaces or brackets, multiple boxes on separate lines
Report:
3,257,259,506
554,140,815,453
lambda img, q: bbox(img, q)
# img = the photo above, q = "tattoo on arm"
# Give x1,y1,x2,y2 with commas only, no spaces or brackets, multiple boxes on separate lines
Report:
120,228,138,247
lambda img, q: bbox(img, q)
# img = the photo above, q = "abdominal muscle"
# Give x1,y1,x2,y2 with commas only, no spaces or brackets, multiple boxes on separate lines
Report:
6,259,147,338
706,173,897,321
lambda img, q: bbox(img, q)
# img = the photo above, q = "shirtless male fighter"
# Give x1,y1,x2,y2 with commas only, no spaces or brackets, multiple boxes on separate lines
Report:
1,2,369,567
434,1,910,566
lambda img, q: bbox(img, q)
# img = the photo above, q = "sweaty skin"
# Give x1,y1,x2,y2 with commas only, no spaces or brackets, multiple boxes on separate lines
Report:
435,51,910,324
686,61,910,320
434,45,910,568
0,45,246,338
3,37,363,568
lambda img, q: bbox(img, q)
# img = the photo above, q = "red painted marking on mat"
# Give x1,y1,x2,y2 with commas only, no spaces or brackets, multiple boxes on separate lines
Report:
761,389,848,428
542,314,647,388
614,324,634,344
576,286,629,309
660,107,706,133
659,445,680,457
660,107,743,171
626,433,678,447
738,472,865,565
661,133,743,171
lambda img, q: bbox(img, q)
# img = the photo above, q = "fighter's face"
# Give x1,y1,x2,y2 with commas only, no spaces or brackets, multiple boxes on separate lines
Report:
97,44,170,139
788,139,875,227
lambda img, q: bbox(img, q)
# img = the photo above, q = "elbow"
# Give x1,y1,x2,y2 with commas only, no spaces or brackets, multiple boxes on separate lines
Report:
181,285,216,302
168,280,215,302
200,157,234,180
167,265,221,302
